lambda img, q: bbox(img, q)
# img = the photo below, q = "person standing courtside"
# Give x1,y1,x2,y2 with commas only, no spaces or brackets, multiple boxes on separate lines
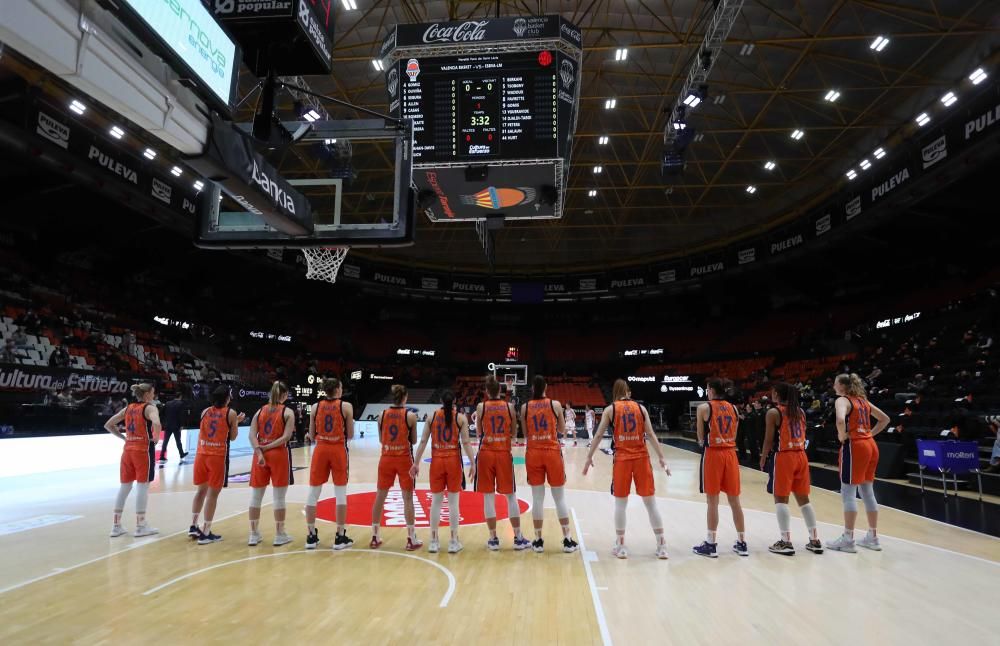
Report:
247,382,295,547
103,383,160,538
474,375,530,551
759,382,823,555
692,378,749,558
582,379,670,559
370,385,423,551
521,376,579,554
305,378,355,551
189,386,241,544
159,385,191,466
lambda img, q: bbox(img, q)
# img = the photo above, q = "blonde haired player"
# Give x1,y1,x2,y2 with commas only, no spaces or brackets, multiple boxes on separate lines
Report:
305,378,355,550
103,383,161,538
583,379,670,559
247,381,296,547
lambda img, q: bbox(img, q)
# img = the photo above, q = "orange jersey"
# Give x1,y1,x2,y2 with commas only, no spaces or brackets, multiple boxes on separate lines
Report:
429,409,460,457
775,404,806,452
198,406,231,457
256,404,288,445
611,399,647,460
845,396,873,440
705,400,738,448
314,399,347,444
380,406,412,456
525,399,560,450
123,403,153,452
479,399,513,452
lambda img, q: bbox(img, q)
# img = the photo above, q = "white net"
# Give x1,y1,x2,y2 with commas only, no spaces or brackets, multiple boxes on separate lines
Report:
302,247,350,284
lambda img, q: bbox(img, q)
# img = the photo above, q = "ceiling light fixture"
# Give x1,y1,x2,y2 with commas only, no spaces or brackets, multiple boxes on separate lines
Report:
846,169,858,180
593,165,603,174
109,126,125,140
870,36,889,52
873,147,886,159
303,109,321,123
69,99,86,115
764,160,776,171
615,48,628,61
745,185,757,194
170,166,183,177
340,0,357,9
969,68,987,85
143,148,157,160
824,90,840,102
372,59,384,71
915,112,930,127
859,159,871,170
605,98,617,109
598,136,609,145
790,129,804,140
193,180,205,191
588,189,597,197
940,91,957,107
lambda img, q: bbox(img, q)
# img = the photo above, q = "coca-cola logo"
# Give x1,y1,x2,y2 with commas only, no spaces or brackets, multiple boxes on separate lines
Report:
422,20,489,43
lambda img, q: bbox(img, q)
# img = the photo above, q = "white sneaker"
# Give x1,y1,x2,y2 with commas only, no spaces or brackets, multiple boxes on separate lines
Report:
857,534,882,551
273,533,293,547
655,543,669,560
248,531,262,546
109,525,128,538
133,525,159,538
448,539,463,554
612,543,629,559
826,534,857,553
428,539,440,553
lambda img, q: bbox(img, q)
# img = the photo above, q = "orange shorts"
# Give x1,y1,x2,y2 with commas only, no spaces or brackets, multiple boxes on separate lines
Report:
475,450,515,494
767,450,810,497
194,453,227,490
700,448,740,496
429,453,465,493
250,446,291,488
120,445,155,484
611,457,654,498
310,442,349,486
378,455,414,490
526,449,566,487
840,438,879,485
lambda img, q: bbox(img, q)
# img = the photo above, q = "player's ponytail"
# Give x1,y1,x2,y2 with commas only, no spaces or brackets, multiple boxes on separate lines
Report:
269,381,289,405
772,382,801,423
532,374,547,399
836,373,867,399
485,375,500,398
612,379,629,401
322,377,341,398
391,384,407,405
441,389,454,427
131,383,153,401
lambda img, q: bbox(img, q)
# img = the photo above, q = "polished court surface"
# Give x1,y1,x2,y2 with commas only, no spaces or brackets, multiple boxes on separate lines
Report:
1,436,998,645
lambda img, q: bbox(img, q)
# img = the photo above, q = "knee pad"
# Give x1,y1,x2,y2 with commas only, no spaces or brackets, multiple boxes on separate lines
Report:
272,487,287,511
250,487,266,508
505,493,520,520
859,483,878,512
306,485,322,507
134,483,149,514
550,486,569,520
841,485,859,512
334,485,347,506
531,486,546,521
484,493,496,519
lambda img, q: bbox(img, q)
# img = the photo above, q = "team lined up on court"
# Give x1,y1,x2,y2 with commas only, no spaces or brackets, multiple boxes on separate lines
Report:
103,372,890,559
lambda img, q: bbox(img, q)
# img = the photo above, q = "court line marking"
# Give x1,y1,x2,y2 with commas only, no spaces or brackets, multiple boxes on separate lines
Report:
0,507,252,596
142,549,456,607
571,507,612,646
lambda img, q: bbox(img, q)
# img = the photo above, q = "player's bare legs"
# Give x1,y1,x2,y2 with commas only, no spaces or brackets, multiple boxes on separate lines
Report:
403,488,423,550
370,488,389,548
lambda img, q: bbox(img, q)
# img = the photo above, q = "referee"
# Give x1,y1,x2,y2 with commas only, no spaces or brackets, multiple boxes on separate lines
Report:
159,385,192,466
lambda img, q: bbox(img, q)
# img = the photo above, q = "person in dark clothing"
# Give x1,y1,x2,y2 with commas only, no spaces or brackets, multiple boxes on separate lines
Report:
159,387,192,465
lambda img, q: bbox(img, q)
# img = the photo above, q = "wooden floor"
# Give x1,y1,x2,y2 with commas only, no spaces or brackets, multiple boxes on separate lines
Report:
1,436,998,645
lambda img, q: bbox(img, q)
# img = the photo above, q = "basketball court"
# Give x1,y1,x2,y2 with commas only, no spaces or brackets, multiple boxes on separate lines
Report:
1,439,997,644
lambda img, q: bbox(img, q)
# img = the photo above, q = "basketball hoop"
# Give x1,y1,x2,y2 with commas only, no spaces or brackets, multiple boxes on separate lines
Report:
302,247,350,284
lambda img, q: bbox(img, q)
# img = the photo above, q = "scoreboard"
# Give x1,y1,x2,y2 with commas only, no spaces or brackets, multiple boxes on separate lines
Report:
393,53,561,163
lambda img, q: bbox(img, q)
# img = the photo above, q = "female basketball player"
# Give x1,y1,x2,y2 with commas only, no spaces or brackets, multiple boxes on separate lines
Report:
305,378,354,550
247,382,296,547
521,375,579,553
692,378,749,558
584,405,596,447
370,385,423,551
564,402,577,446
583,379,670,559
189,385,240,544
473,375,530,551
103,383,161,538
759,382,822,555
410,390,476,553
826,374,890,553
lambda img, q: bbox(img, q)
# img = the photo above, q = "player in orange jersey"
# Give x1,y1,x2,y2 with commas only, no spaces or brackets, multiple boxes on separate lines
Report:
411,390,476,553
759,382,822,556
692,378,749,558
826,373,890,553
583,379,670,559
305,377,355,551
521,375,579,554
189,385,241,545
103,383,161,538
473,374,530,551
370,385,423,551
247,381,296,547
